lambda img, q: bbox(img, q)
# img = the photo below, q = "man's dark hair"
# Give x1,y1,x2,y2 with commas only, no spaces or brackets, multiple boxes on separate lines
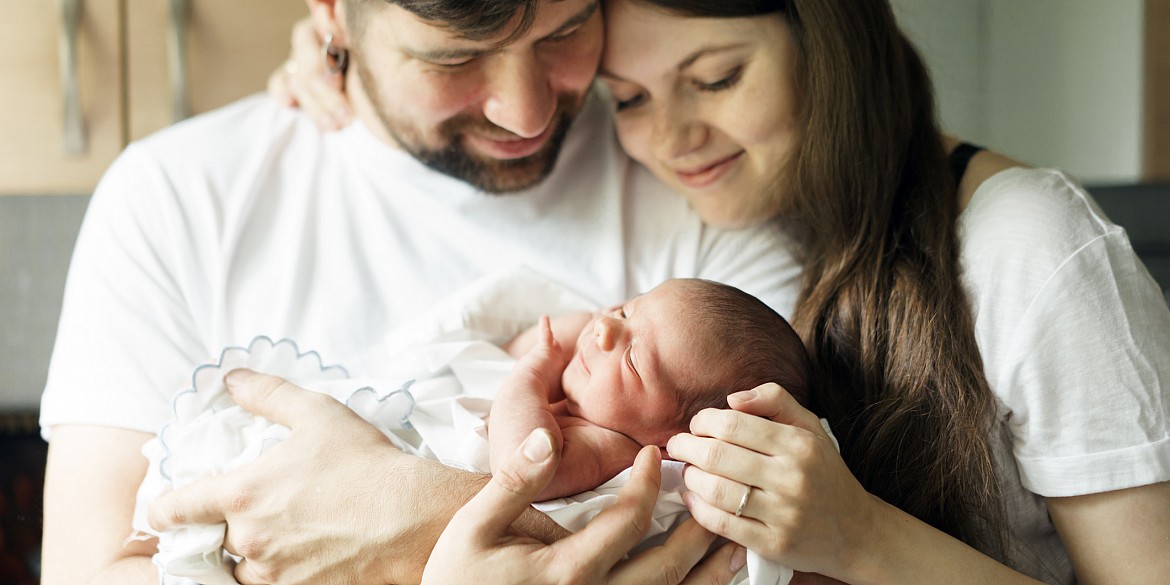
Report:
347,0,543,43
672,279,817,426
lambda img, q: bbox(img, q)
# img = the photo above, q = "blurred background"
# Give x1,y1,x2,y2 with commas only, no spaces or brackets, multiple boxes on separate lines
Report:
1,1,1167,582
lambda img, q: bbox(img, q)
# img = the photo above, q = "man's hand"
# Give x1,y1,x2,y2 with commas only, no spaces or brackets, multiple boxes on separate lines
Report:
425,430,746,585
148,369,476,585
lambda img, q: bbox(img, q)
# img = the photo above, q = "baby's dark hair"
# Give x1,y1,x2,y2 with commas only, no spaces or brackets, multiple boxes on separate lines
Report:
671,279,816,428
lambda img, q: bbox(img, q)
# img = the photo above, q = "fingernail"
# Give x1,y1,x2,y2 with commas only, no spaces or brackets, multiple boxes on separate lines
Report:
522,429,554,462
729,546,748,573
681,491,697,508
728,389,758,402
224,368,253,390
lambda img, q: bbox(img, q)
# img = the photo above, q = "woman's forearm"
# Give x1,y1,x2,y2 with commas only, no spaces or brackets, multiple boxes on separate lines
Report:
842,496,1045,585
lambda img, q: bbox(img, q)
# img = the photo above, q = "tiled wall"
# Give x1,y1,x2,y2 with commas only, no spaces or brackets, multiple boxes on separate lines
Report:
0,196,88,411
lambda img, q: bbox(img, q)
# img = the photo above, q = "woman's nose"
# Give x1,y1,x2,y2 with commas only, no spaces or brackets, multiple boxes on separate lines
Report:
653,105,708,162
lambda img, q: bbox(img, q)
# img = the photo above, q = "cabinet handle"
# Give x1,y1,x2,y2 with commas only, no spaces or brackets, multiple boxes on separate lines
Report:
58,0,86,155
168,0,190,122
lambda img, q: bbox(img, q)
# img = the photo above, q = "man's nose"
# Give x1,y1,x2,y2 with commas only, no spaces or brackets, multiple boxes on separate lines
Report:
482,53,556,138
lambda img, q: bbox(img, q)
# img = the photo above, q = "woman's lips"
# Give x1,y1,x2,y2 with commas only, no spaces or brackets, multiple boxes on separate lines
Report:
674,151,745,188
463,126,552,160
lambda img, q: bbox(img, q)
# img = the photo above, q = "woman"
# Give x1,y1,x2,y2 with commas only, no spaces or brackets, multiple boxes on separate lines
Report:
277,0,1170,583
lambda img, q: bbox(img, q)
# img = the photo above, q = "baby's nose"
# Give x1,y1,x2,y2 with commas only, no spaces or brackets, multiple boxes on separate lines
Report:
595,318,617,352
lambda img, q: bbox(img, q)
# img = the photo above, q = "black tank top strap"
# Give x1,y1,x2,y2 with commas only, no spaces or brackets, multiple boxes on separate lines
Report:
948,142,984,186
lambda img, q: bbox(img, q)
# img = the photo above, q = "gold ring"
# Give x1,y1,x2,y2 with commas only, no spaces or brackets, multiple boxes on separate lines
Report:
735,485,752,517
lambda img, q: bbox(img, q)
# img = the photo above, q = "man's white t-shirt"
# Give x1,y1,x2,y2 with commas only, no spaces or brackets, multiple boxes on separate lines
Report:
961,168,1170,583
40,90,801,438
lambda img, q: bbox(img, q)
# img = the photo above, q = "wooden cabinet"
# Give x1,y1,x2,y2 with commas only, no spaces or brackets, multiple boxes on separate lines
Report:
0,1,305,195
0,1,124,195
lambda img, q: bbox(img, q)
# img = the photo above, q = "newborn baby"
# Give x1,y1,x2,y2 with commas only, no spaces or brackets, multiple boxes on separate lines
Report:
490,278,815,500
134,274,817,585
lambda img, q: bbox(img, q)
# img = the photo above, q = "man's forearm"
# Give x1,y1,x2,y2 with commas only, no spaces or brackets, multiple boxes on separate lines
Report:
87,556,157,585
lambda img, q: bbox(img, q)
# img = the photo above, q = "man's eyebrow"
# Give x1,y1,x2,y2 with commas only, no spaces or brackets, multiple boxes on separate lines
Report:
405,45,494,63
542,0,600,40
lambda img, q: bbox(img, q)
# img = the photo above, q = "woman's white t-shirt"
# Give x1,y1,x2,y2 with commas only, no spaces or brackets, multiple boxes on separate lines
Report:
960,167,1170,583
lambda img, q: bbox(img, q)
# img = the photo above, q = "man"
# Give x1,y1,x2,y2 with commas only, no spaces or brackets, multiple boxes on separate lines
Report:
39,1,798,583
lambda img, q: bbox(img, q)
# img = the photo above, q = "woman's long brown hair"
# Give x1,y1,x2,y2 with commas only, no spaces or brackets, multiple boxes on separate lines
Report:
629,0,1008,557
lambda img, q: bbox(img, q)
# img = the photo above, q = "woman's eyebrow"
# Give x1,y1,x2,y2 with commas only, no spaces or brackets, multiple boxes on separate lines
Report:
676,44,750,71
597,43,750,81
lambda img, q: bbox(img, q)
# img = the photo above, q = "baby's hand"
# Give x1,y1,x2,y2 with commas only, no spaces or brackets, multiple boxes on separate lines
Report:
512,315,570,399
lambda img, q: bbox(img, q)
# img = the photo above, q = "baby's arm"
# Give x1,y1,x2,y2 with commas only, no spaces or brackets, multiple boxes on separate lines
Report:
489,316,569,482
502,311,593,359
492,315,641,501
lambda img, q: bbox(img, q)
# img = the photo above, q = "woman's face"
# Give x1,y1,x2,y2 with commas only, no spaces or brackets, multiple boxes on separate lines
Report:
599,1,801,228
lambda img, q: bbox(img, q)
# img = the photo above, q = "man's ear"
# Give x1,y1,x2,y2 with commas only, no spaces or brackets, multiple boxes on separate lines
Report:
305,0,351,47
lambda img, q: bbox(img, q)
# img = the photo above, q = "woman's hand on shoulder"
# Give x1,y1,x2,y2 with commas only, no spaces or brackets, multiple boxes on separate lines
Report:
267,17,352,131
666,382,879,580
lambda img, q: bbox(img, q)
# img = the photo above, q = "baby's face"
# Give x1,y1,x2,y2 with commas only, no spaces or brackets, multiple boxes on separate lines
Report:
561,280,706,446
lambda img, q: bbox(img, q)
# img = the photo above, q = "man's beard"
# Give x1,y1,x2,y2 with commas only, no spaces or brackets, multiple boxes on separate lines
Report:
355,58,582,194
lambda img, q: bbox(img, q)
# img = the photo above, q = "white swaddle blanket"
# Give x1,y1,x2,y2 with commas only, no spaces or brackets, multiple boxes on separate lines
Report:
132,267,794,585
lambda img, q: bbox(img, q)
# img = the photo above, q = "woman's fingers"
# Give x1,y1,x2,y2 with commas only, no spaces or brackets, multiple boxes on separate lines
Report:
686,406,814,457
267,62,297,108
681,490,773,561
727,383,826,434
666,431,777,484
448,429,561,544
268,17,351,131
289,67,350,131
680,463,770,519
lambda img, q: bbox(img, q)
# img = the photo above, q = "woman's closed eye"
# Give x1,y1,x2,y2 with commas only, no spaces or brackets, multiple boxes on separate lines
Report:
613,93,646,113
695,65,744,92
